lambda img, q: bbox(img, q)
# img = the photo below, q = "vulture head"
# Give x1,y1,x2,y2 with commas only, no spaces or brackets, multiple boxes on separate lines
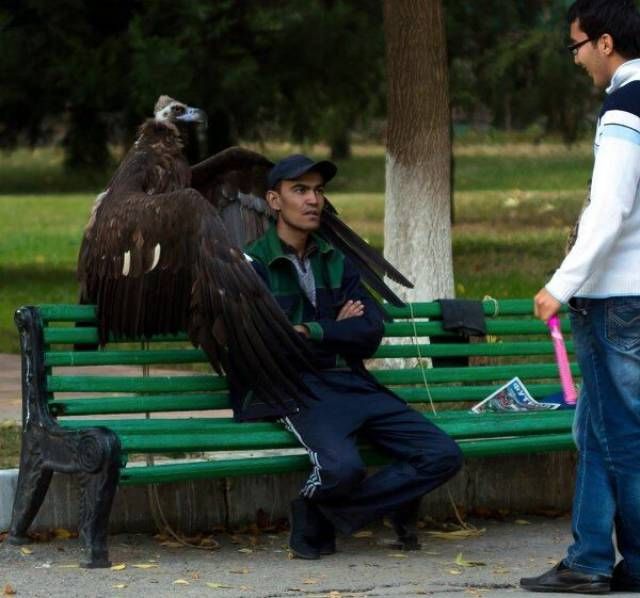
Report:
154,95,207,130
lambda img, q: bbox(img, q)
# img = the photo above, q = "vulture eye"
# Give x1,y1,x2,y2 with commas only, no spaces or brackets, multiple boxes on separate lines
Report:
172,105,185,114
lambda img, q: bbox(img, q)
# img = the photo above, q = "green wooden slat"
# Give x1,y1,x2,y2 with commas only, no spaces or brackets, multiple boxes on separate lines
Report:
42,318,571,345
374,341,573,359
61,410,573,441
384,319,571,337
44,340,573,368
50,393,230,415
128,417,571,451
373,363,579,385
118,433,575,485
49,382,566,416
383,299,552,319
393,383,563,402
38,300,544,324
45,349,207,367
38,304,97,322
47,375,228,393
43,328,190,345
46,361,576,393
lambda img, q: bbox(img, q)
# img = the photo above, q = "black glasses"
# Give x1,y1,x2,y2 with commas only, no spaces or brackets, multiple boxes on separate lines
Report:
567,38,593,55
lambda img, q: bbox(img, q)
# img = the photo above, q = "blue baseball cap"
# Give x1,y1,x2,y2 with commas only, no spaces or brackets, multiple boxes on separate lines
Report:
267,154,337,189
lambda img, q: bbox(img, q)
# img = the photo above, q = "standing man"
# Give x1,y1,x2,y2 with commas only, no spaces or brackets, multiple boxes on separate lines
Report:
238,154,462,559
523,0,640,593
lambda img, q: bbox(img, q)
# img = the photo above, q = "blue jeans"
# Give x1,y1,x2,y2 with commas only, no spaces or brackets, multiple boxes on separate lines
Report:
565,296,640,576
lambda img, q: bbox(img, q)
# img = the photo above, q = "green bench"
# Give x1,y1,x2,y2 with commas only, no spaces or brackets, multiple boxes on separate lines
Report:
6,299,578,567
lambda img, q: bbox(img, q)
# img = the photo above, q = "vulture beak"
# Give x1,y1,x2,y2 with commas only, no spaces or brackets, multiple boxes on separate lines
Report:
176,106,208,128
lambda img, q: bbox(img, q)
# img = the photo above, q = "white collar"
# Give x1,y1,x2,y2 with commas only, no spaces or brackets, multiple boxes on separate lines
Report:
606,58,640,94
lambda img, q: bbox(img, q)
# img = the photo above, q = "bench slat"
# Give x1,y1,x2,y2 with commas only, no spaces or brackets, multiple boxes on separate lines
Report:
47,375,227,393
118,433,575,485
42,319,571,345
39,299,551,324
49,382,564,415
50,393,231,415
47,362,577,393
44,340,573,367
60,410,573,448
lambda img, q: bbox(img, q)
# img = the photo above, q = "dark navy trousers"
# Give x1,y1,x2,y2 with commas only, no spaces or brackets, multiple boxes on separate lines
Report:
282,371,463,534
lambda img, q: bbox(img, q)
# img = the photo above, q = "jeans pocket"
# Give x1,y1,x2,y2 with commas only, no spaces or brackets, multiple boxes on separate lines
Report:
606,297,640,351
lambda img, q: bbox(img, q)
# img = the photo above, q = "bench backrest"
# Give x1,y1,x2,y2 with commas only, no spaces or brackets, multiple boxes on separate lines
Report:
29,299,577,421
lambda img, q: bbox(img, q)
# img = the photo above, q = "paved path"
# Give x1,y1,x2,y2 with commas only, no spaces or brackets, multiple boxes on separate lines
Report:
0,517,584,598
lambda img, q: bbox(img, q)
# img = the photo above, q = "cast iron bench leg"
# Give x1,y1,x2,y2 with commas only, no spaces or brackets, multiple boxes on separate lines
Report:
7,437,53,544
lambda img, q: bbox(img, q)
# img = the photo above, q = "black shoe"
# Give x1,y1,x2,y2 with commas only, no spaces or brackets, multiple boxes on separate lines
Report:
390,497,422,551
289,498,322,559
611,561,640,592
520,562,610,594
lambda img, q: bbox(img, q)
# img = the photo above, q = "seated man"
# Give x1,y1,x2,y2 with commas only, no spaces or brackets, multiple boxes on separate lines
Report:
236,154,463,559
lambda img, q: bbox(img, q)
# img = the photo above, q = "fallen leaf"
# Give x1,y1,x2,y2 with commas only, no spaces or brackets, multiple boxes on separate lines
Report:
352,530,373,538
4,584,16,596
448,569,463,575
132,563,159,569
52,528,73,540
514,519,531,525
173,579,190,585
455,552,486,568
387,553,408,558
160,540,183,548
112,584,128,589
426,528,485,540
206,582,234,589
303,578,319,584
57,564,79,569
19,547,33,556
229,568,249,574
34,562,51,569
237,548,253,554
191,572,201,580
111,563,127,571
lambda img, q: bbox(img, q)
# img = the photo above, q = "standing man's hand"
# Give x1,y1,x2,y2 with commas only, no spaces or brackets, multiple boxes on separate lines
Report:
337,300,364,321
534,288,562,322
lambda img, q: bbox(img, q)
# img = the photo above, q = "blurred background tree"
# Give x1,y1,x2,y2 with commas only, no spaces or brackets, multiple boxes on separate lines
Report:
0,0,599,171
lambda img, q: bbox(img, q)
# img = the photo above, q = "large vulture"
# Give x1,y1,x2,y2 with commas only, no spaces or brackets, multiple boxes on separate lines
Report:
78,95,412,409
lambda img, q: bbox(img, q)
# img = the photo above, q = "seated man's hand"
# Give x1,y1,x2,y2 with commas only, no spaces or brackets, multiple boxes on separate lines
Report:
337,300,364,321
293,324,310,338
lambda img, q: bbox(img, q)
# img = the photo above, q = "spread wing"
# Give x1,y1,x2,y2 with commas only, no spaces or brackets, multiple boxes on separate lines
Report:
320,199,414,306
192,146,414,306
191,147,274,247
78,187,311,407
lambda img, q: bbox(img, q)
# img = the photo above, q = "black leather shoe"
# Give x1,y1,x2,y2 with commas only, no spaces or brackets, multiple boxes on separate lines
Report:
390,497,422,551
520,562,610,594
611,561,640,592
289,498,322,559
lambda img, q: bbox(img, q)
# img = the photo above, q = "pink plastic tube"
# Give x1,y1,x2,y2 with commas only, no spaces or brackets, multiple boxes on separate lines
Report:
548,314,578,405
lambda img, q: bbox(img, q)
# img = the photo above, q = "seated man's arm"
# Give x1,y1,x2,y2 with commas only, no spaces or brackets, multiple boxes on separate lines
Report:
301,258,384,360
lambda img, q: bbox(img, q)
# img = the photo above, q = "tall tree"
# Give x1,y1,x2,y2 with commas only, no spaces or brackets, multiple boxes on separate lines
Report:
383,0,453,301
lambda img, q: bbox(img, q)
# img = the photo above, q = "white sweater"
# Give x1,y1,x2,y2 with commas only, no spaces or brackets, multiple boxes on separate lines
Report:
546,58,640,302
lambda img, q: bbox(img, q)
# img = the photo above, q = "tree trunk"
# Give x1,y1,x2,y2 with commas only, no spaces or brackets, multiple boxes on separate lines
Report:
383,0,454,302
